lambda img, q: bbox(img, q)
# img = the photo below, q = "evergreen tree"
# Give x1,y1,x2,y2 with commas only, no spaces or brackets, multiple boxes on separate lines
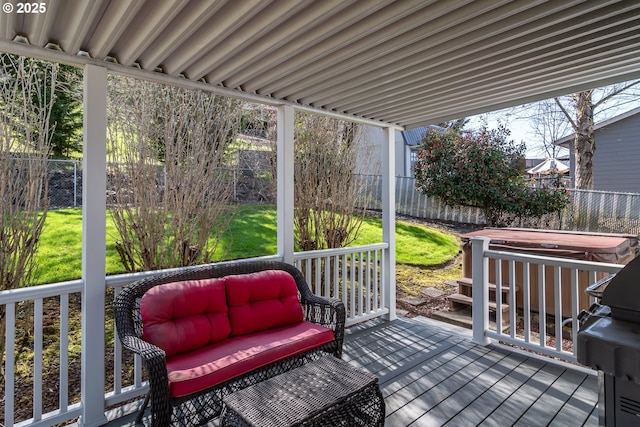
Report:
49,65,82,158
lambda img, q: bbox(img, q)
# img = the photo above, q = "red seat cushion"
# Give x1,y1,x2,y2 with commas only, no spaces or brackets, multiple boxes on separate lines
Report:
225,270,304,336
140,278,231,357
165,321,334,398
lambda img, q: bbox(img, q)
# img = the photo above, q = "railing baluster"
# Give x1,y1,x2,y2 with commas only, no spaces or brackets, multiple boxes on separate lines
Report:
380,248,386,310
324,256,330,298
333,255,339,300
59,293,69,412
538,264,546,348
358,252,364,316
314,257,321,297
134,354,143,388
113,286,123,395
342,253,348,312
523,262,530,343
554,266,563,352
350,253,356,318
373,250,379,311
305,258,312,291
571,268,579,357
34,298,44,421
5,302,16,426
366,251,371,314
495,259,502,334
587,269,597,306
509,260,516,340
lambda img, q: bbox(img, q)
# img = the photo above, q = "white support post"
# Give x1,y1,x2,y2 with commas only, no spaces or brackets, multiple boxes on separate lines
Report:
472,237,491,345
277,105,295,264
382,127,397,321
79,64,108,427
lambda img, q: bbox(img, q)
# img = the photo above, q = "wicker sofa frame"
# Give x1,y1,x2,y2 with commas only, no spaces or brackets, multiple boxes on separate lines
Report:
114,259,346,427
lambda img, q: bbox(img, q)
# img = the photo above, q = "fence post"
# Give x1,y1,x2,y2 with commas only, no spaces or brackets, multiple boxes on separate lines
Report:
472,236,491,345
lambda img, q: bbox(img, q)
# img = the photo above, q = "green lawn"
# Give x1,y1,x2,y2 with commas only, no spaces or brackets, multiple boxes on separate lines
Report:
32,205,459,284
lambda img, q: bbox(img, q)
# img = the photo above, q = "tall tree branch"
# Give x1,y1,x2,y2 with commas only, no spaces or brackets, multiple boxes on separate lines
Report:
554,97,577,130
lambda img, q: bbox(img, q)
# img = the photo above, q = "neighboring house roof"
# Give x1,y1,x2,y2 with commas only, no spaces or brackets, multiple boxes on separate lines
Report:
401,125,447,147
554,106,640,148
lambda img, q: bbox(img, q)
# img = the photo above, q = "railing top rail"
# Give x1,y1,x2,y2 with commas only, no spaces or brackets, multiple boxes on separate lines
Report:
0,256,286,305
484,248,625,274
293,243,388,259
105,254,284,288
0,280,83,305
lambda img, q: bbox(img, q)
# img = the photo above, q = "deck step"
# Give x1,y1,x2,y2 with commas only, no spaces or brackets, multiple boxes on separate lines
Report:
456,277,519,293
447,293,510,313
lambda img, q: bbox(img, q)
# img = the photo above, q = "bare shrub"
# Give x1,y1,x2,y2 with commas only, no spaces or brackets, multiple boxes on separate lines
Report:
294,113,374,251
107,76,242,271
0,54,56,363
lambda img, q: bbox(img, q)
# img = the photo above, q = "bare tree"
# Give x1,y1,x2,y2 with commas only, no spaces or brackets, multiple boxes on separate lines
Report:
294,113,374,251
553,81,640,189
528,99,571,159
0,55,56,363
107,76,242,271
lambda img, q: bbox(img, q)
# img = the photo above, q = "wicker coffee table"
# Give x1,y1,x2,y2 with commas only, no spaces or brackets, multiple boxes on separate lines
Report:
220,356,385,426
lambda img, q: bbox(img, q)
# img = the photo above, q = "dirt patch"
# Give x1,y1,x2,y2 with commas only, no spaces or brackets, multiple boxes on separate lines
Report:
396,260,461,318
393,216,480,319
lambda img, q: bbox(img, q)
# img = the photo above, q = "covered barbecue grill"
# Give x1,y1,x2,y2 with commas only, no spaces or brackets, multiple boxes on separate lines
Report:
577,255,640,426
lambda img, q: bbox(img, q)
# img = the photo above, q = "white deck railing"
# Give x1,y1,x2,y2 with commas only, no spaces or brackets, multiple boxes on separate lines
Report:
293,243,390,326
1,245,390,426
1,280,84,427
469,236,624,363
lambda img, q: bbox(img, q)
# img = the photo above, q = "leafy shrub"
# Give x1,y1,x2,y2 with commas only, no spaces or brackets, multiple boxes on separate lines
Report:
414,126,569,226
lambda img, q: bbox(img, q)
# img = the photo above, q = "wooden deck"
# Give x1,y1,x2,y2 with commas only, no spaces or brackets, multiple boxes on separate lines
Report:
106,316,599,426
345,317,598,427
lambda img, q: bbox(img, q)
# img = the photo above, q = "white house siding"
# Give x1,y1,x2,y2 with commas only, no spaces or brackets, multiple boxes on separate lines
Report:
357,125,408,177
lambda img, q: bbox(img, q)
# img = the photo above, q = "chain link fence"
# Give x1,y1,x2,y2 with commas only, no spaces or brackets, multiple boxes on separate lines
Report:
48,159,82,208
363,175,640,235
47,161,640,235
47,159,275,209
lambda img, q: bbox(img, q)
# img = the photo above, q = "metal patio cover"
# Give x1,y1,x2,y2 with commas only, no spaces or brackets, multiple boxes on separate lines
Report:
1,0,640,129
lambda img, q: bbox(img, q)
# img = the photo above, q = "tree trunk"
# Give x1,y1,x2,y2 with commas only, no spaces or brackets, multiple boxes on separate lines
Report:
573,91,596,190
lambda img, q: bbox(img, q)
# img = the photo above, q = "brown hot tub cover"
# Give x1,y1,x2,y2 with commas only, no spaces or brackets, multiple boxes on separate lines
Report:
461,228,637,264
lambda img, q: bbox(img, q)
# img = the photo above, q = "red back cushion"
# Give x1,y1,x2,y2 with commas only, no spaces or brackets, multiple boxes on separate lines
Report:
225,270,304,336
140,278,231,357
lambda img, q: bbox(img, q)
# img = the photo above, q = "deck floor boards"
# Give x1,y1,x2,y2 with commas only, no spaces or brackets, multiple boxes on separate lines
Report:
105,316,598,426
343,316,598,427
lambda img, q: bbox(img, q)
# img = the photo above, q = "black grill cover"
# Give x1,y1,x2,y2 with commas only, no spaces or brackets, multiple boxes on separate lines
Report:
601,255,640,323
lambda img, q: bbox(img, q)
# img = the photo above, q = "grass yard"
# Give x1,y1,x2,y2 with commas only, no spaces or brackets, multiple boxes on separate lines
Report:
32,205,460,285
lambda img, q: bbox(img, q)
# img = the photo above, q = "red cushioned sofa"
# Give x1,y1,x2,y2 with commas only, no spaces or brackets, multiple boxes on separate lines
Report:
114,260,345,427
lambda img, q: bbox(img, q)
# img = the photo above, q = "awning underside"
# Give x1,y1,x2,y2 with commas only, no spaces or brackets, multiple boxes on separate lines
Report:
1,0,640,129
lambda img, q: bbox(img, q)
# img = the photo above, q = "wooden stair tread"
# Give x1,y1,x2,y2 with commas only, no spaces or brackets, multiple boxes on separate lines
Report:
447,293,509,312
457,277,520,293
